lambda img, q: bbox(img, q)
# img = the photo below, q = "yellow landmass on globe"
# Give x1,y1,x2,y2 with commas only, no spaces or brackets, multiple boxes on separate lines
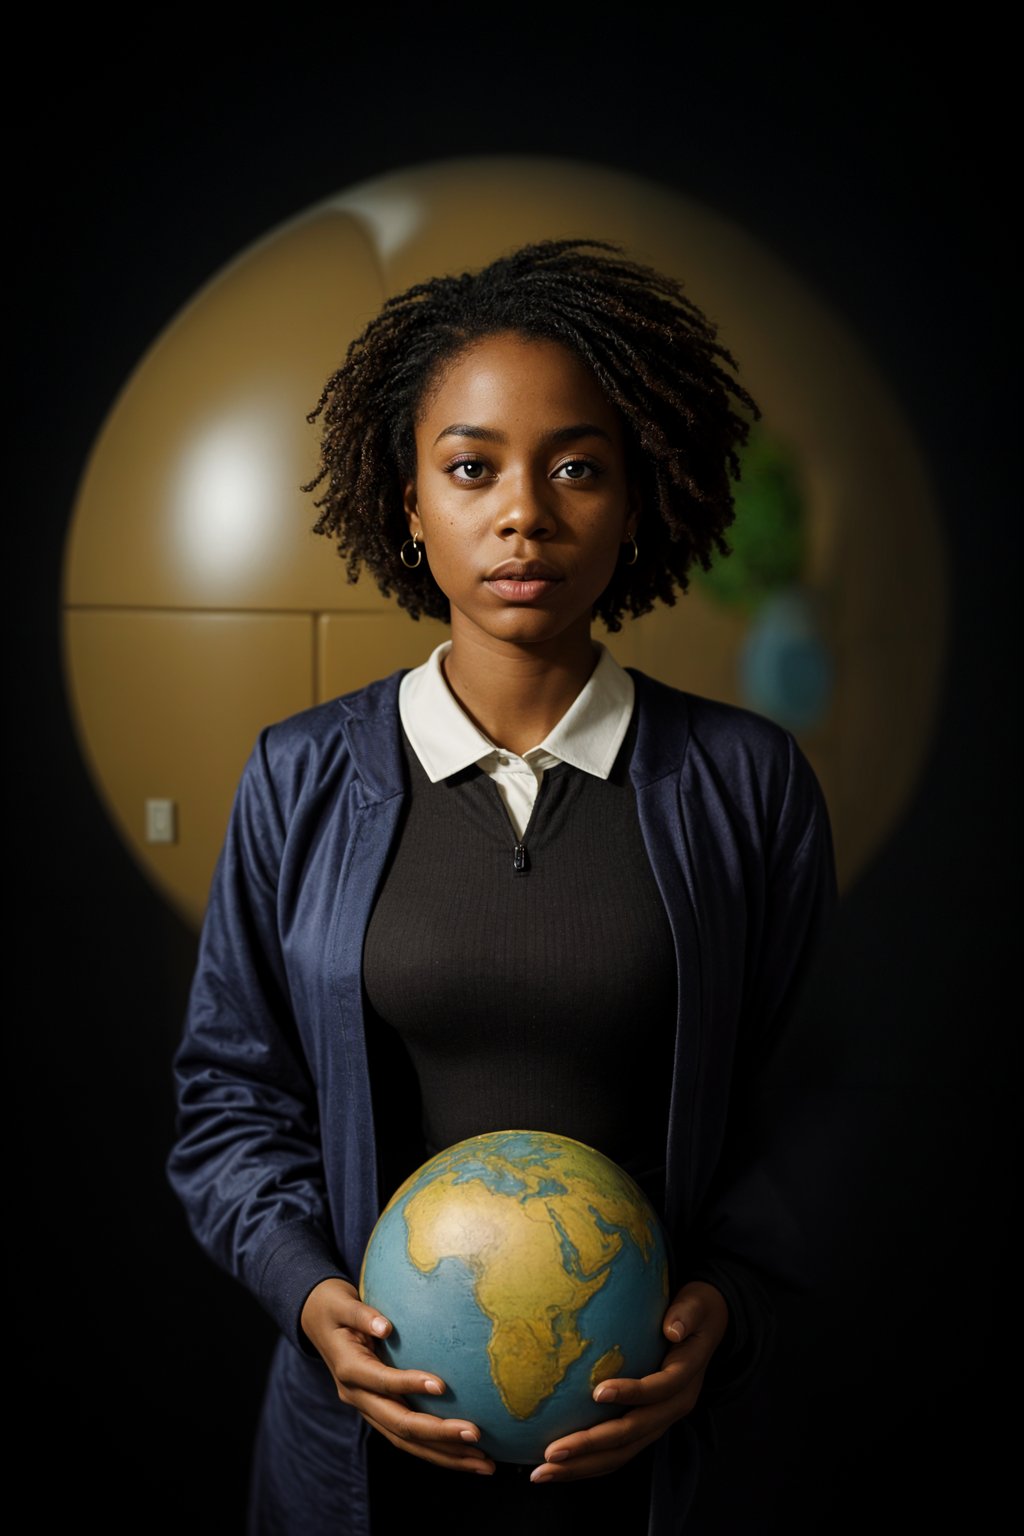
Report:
590,1346,625,1389
403,1144,656,1420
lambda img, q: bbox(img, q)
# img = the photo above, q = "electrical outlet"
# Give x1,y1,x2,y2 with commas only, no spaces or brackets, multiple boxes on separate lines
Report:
145,799,177,844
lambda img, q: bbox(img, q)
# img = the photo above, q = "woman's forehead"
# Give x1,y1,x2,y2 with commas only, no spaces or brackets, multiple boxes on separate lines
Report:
416,331,619,433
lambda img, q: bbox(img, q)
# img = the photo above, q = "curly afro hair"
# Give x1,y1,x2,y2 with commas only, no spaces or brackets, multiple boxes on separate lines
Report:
303,238,758,631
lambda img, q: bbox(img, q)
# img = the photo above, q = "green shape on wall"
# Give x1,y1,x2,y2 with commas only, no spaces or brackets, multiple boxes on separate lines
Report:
695,429,807,613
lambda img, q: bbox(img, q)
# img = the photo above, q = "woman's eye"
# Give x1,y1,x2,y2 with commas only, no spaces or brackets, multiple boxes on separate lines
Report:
554,459,599,481
448,459,489,481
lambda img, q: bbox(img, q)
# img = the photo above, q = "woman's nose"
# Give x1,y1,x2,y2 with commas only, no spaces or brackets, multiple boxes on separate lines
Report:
494,475,557,540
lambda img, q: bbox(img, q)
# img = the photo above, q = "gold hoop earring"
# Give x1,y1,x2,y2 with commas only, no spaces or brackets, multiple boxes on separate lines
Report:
622,536,638,566
400,537,423,569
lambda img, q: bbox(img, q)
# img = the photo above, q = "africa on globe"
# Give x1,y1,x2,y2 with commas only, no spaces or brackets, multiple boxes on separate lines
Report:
358,1129,670,1463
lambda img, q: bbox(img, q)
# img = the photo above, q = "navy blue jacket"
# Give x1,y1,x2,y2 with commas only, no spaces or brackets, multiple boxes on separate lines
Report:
167,667,837,1534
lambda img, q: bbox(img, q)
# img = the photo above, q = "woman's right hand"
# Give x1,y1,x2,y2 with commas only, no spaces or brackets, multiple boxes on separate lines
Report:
301,1277,496,1475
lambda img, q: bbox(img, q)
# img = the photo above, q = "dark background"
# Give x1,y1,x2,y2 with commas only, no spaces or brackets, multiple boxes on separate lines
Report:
13,15,1019,1531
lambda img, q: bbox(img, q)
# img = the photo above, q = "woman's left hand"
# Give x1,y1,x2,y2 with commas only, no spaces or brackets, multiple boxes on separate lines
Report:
529,1280,730,1484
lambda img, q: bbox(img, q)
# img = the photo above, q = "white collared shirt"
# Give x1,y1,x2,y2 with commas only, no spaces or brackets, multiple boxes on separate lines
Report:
398,642,635,840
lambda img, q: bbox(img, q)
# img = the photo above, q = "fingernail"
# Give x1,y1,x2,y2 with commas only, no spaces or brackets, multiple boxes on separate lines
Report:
370,1317,389,1337
545,1449,569,1462
594,1385,617,1403
666,1322,684,1341
530,1468,554,1483
423,1378,444,1395
459,1429,479,1442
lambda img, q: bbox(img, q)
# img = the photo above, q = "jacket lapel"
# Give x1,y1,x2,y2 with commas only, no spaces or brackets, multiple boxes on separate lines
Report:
628,672,704,1244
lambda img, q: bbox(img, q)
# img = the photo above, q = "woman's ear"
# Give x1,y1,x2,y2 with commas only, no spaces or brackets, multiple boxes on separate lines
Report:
403,479,423,541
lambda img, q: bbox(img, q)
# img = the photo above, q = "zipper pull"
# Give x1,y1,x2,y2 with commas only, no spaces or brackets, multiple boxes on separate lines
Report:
512,842,528,873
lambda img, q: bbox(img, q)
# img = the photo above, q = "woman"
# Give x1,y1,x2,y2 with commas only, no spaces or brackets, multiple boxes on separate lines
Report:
167,238,837,1534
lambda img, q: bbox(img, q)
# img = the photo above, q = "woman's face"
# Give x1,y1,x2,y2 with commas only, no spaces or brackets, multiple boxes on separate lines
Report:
404,331,637,655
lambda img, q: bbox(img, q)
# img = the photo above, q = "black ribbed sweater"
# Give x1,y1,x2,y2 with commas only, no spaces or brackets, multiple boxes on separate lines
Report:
363,720,678,1208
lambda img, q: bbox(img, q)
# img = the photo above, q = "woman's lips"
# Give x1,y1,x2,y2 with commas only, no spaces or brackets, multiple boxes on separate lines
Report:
484,561,563,603
485,576,561,602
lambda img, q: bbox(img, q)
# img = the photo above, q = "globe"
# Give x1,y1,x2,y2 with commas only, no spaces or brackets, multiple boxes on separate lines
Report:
358,1128,670,1463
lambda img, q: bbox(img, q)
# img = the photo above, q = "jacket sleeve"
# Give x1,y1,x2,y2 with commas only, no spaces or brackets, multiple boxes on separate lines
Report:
166,728,348,1352
684,730,839,1406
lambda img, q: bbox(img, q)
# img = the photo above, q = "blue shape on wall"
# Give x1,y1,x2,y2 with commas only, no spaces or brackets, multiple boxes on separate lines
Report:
738,587,833,732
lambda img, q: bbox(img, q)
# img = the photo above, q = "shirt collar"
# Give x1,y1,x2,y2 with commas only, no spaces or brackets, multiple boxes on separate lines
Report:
399,641,635,784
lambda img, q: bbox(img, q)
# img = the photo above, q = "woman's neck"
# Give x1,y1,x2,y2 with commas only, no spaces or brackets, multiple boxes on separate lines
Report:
442,626,598,756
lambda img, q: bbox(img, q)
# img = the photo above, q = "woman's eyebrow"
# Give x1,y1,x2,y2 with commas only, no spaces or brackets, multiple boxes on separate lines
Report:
433,423,506,445
548,422,613,445
432,422,613,446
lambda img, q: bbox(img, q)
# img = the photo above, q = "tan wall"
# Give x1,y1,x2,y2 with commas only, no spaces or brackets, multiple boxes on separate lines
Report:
61,157,947,929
